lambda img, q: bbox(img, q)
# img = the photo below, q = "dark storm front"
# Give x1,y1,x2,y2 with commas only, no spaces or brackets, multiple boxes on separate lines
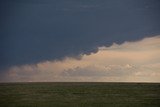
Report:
1,0,160,70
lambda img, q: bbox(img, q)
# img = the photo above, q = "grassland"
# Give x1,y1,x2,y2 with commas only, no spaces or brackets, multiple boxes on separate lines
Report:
0,82,160,107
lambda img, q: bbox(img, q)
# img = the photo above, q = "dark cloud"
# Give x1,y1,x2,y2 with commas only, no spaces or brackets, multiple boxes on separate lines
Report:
1,0,160,70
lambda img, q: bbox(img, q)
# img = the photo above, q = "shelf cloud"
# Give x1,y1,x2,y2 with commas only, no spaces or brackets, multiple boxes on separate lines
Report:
1,0,160,71
1,36,160,82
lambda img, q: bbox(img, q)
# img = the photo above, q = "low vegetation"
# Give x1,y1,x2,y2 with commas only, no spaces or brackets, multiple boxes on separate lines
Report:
0,82,160,107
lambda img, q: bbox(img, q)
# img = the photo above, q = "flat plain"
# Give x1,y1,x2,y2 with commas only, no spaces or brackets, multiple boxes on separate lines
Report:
0,82,160,107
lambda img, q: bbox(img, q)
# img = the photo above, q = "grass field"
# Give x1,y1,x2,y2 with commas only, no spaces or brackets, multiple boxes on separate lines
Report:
0,82,160,107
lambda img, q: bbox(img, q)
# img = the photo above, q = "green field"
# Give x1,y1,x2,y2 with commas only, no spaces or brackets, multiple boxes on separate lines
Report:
0,82,160,107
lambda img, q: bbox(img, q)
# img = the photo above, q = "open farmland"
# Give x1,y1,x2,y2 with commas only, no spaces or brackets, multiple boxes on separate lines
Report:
0,82,160,107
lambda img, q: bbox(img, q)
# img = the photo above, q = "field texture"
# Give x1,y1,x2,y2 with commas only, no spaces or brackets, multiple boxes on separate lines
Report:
0,82,160,107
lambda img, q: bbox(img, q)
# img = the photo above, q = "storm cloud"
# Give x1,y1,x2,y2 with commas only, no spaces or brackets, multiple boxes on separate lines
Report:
1,36,160,82
1,0,160,70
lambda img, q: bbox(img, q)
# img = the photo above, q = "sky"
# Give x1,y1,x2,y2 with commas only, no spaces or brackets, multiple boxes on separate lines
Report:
0,0,160,82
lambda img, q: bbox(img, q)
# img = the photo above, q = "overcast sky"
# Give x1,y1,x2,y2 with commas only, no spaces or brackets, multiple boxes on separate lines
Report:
0,0,160,82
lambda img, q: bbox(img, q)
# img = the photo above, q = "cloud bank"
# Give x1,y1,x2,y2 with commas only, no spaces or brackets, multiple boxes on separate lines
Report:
1,36,160,82
1,0,160,70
